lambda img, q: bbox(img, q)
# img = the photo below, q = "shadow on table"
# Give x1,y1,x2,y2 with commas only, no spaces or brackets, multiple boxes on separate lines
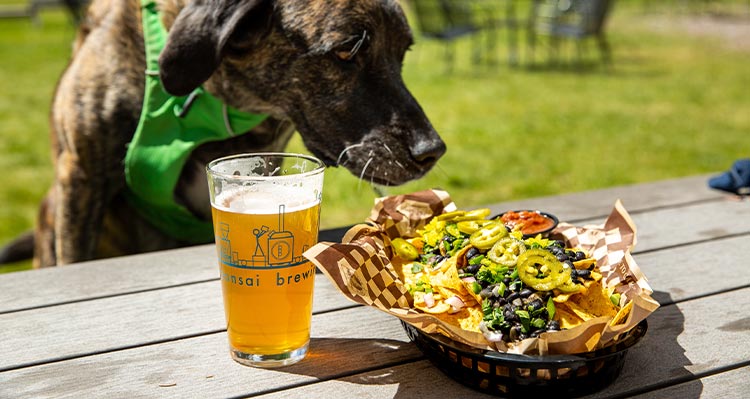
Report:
584,290,703,398
283,290,703,398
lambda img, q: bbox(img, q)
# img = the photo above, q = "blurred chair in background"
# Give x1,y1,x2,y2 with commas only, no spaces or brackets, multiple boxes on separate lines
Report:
409,0,485,71
526,0,615,66
472,0,522,66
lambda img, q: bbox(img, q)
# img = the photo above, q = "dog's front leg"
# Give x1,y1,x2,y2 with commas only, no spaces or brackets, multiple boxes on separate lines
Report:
53,150,110,265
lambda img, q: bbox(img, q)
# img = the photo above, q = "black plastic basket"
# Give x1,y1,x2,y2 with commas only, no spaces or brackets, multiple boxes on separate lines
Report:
402,320,647,398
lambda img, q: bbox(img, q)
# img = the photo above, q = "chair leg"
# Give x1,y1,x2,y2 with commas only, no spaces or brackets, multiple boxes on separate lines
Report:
507,2,519,66
445,43,456,73
597,33,611,64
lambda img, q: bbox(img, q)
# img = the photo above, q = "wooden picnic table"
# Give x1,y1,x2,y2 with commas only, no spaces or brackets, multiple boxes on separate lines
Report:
1,174,748,398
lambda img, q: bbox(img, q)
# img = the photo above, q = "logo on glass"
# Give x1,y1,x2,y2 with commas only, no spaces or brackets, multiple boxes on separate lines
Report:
219,204,309,269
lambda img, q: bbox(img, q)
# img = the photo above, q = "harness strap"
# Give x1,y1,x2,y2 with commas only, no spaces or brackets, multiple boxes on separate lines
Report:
124,0,267,242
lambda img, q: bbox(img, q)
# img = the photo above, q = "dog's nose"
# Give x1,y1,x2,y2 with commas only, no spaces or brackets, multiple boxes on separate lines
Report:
410,137,446,166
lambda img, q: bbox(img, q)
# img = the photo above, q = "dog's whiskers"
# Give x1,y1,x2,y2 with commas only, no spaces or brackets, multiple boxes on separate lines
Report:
336,143,364,166
357,156,374,191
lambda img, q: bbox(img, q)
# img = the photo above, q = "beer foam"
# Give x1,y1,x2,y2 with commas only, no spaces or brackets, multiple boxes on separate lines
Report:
215,184,320,214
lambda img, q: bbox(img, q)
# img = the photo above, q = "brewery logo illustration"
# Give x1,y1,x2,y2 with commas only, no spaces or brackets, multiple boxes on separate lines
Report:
218,204,310,269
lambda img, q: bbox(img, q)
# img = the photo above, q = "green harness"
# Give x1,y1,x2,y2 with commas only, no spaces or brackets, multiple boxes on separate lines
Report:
125,0,267,243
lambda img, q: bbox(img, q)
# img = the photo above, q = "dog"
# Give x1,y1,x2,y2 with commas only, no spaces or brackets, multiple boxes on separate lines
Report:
1,0,445,267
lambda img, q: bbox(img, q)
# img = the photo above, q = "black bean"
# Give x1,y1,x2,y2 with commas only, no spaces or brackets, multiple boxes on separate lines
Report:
547,320,561,331
519,288,534,298
512,298,524,307
509,325,521,341
433,255,444,264
575,269,591,279
502,277,512,286
479,287,493,299
465,264,480,275
465,247,480,259
496,297,507,307
575,251,586,261
556,253,568,262
530,330,543,338
528,299,543,311
506,292,520,303
564,260,574,269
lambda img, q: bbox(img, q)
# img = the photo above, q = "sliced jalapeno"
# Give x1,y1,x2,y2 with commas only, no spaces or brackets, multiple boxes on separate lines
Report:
436,210,466,221
515,249,569,291
556,274,583,294
469,222,508,250
457,220,491,235
453,208,491,222
392,238,419,260
487,237,527,266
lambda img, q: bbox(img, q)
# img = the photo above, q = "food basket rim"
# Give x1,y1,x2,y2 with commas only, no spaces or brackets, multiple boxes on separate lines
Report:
403,319,648,364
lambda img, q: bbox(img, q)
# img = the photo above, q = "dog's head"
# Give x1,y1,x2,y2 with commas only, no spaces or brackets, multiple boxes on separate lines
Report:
158,0,445,186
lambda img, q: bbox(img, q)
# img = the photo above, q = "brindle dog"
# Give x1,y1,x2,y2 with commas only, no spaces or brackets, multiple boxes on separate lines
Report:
8,0,445,267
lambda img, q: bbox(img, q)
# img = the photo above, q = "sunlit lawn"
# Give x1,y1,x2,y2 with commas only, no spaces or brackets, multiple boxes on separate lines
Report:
1,1,749,272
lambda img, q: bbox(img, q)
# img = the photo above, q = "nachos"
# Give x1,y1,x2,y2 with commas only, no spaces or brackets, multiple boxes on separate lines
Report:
392,209,630,345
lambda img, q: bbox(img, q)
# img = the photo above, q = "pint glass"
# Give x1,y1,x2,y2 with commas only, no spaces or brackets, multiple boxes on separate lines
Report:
206,153,324,367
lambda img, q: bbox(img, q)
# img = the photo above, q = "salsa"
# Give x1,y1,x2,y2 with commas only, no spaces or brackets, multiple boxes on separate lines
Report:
500,210,556,236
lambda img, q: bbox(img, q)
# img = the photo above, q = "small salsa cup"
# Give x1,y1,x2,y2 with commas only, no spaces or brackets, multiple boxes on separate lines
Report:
495,210,559,238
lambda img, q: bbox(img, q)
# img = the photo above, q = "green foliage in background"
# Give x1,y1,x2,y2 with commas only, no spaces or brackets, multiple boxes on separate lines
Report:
1,2,749,273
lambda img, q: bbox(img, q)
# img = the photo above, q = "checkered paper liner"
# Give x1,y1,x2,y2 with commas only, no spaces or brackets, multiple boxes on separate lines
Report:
304,190,660,355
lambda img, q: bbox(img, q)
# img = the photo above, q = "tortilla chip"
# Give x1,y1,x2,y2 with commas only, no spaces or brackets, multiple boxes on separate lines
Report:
435,304,484,333
573,257,596,269
433,258,468,295
610,300,634,326
416,301,451,314
566,280,618,320
555,304,584,329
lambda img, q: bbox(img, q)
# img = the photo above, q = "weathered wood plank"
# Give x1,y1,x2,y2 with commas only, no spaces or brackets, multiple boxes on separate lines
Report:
1,288,748,398
0,245,218,314
0,175,723,313
484,174,722,222
0,307,422,399
630,366,750,399
0,278,358,371
634,235,750,304
253,360,496,399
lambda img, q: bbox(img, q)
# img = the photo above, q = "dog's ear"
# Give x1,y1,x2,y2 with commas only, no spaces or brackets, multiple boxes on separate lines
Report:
159,0,268,96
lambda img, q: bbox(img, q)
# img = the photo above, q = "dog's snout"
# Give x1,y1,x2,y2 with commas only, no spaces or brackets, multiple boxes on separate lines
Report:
410,137,446,166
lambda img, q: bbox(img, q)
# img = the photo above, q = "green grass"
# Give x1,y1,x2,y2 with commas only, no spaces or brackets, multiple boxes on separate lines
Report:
2,2,749,273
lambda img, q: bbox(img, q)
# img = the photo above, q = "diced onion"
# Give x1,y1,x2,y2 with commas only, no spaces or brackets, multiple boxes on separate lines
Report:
461,276,477,284
479,322,504,342
424,292,435,308
445,295,465,313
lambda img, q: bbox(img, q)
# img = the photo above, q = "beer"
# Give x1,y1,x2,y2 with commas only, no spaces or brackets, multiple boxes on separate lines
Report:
207,153,324,367
212,191,320,357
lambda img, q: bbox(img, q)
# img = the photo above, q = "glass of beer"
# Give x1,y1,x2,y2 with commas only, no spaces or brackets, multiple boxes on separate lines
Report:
206,153,324,367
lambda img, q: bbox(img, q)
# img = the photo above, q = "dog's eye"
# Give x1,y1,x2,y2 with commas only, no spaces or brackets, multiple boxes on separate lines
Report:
335,30,368,62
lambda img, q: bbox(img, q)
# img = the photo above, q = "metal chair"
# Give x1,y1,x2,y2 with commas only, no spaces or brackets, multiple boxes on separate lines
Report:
527,0,614,66
409,0,485,71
